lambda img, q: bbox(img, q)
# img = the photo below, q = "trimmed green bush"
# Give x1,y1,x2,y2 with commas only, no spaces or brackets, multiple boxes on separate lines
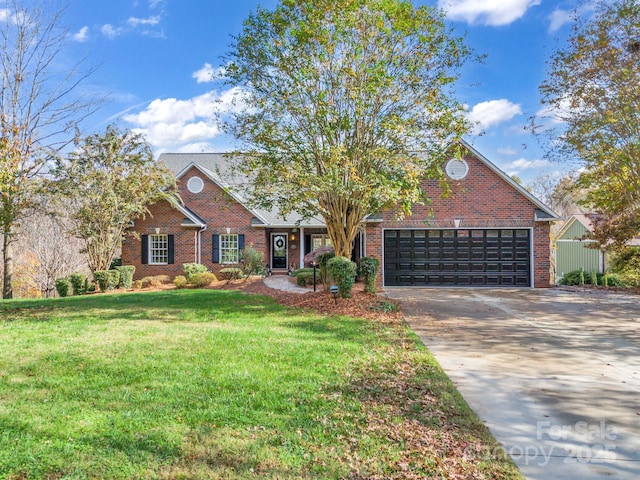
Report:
220,267,243,282
291,268,314,276
68,273,87,296
173,275,188,289
240,244,265,277
107,270,120,290
358,257,380,294
317,251,335,292
55,278,71,297
296,271,318,286
94,271,110,292
190,272,217,288
183,263,209,282
115,265,135,289
328,256,357,298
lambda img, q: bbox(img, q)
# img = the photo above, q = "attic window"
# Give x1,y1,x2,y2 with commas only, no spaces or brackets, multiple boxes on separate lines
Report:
445,158,469,180
187,176,204,193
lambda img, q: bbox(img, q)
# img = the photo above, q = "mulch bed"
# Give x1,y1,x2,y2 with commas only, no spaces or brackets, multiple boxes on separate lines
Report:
211,276,403,323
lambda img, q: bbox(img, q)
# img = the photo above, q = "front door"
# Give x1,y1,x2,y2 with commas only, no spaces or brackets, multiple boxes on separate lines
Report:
271,233,288,269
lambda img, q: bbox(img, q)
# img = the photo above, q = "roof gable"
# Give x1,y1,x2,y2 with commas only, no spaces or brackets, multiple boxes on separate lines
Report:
459,140,559,221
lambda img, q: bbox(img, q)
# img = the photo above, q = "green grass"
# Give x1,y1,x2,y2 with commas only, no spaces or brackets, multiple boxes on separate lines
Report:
0,290,522,479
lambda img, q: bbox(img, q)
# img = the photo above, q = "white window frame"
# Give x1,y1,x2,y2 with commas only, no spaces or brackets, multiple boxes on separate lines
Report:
220,234,239,264
311,234,333,251
149,234,169,265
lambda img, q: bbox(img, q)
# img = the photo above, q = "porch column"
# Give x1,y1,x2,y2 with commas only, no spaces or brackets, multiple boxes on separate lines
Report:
299,227,305,268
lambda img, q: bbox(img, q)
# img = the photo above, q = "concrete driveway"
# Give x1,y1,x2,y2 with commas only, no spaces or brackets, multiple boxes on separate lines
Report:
384,287,640,480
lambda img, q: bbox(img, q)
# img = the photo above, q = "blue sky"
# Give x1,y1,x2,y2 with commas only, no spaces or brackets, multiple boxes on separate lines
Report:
64,0,591,184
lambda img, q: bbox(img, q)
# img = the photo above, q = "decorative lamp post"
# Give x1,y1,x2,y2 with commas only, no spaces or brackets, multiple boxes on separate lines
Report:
310,261,318,292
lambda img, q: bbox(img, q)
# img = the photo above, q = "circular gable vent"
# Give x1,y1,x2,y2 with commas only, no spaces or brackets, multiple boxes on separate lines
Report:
445,158,469,180
187,176,204,193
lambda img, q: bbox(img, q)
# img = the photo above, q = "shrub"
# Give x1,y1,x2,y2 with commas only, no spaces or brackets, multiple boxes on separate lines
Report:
317,251,335,292
296,270,322,287
115,265,135,289
140,275,171,288
291,268,314,276
133,279,144,289
94,271,110,292
55,278,71,297
559,268,605,286
328,256,357,298
240,244,265,277
190,272,217,288
109,257,122,269
107,270,120,290
174,275,188,289
358,257,380,294
220,268,243,282
183,263,209,282
68,273,87,296
610,246,640,286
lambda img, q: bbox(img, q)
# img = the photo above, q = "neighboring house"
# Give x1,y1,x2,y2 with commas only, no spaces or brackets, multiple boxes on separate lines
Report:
122,140,559,287
553,214,605,282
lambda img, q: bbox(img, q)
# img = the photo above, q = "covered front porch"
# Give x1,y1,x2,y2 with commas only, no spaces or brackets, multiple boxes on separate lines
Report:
262,227,364,274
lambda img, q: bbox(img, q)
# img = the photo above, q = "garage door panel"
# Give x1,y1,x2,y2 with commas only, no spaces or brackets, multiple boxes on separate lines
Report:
384,229,531,287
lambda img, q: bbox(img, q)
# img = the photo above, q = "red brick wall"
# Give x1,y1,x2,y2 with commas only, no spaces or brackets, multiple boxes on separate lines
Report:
122,166,268,280
366,153,553,287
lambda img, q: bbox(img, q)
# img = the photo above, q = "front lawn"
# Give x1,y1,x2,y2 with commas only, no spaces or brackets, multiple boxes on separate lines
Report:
0,290,522,479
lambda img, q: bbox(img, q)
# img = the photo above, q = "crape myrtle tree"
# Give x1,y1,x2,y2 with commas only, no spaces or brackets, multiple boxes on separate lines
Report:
223,0,473,258
0,0,96,299
538,0,640,249
49,126,177,273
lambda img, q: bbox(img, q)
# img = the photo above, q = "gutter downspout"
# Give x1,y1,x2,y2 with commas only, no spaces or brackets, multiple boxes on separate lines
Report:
198,225,207,264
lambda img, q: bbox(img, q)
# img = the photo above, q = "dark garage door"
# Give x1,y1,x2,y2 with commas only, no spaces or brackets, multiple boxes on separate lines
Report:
384,229,531,287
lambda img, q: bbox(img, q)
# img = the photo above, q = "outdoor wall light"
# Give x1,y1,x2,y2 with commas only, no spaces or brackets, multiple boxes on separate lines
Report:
155,227,160,234
330,285,339,304
226,227,231,234
453,218,462,228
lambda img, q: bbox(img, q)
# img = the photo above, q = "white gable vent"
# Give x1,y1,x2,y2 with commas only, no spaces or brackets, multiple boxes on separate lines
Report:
187,176,204,193
445,158,469,180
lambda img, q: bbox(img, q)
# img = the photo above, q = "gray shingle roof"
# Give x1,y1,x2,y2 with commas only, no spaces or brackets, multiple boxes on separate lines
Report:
158,152,326,227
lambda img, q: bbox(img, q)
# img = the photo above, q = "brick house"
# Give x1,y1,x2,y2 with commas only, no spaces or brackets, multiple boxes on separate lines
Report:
122,141,558,287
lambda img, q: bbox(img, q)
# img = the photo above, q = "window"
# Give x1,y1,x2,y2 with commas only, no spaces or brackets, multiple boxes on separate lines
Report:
220,234,239,264
311,234,333,251
187,176,204,193
149,234,168,264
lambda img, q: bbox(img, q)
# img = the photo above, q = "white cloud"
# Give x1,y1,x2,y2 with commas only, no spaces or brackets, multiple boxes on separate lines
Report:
127,15,161,27
467,99,522,133
148,0,164,8
123,88,248,151
497,146,518,155
72,26,89,42
505,157,552,175
548,9,573,33
438,0,541,26
101,24,122,39
192,63,227,83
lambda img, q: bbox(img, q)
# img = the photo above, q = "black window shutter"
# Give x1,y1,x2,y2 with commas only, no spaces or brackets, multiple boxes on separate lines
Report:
168,235,175,264
141,235,149,264
304,234,311,255
212,234,219,263
238,234,245,252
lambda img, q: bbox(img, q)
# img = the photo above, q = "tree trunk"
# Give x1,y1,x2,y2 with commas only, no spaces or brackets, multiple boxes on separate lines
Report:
2,232,13,299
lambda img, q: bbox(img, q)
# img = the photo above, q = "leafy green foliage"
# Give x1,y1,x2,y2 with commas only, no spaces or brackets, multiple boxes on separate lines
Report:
239,244,265,277
317,251,335,292
538,0,640,249
47,125,177,273
173,275,188,289
296,271,323,287
609,246,640,286
224,0,473,258
115,265,135,289
328,256,357,298
219,268,243,282
94,271,111,292
358,257,380,294
189,272,218,287
68,273,87,296
54,278,70,297
183,263,209,282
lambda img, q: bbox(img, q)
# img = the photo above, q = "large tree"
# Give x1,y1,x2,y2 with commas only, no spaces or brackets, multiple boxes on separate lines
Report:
538,0,640,249
0,0,96,298
223,0,472,258
49,126,177,273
